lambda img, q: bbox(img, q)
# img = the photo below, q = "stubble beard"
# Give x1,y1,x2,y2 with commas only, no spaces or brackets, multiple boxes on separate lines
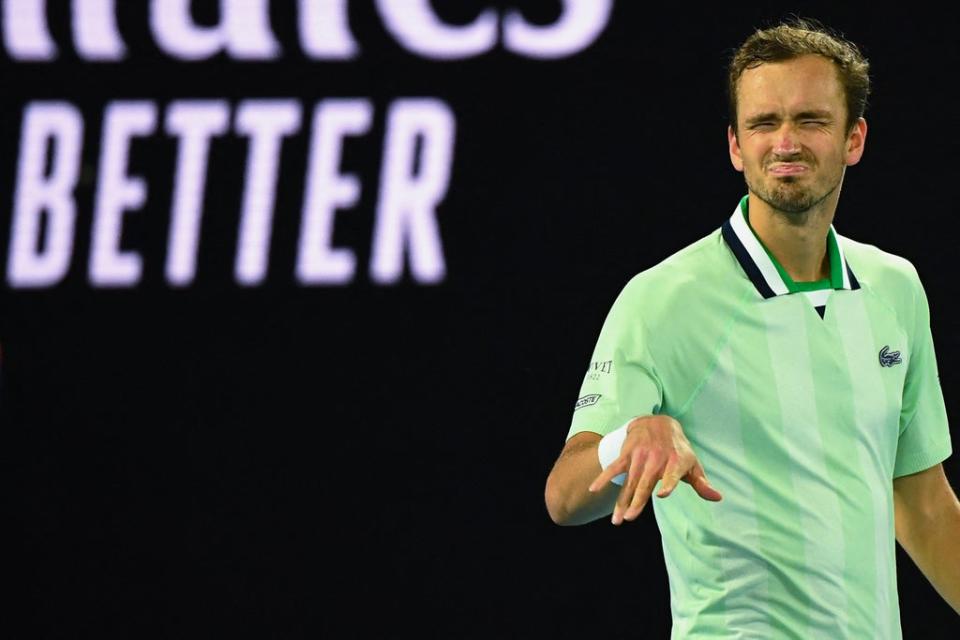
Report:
744,162,843,225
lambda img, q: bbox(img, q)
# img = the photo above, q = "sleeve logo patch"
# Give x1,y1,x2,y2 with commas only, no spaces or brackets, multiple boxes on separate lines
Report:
574,394,602,411
586,360,613,381
879,345,902,367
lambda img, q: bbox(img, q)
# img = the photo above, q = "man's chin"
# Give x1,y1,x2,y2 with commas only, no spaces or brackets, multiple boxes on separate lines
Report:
760,189,816,215
745,174,836,216
775,202,815,216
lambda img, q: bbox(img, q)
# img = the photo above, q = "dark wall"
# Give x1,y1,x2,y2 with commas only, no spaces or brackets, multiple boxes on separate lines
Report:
4,2,958,637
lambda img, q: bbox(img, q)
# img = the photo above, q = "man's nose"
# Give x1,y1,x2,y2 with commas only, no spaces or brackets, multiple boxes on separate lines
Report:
773,126,801,155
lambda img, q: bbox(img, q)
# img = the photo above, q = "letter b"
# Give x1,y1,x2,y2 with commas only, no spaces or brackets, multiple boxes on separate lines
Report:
7,102,84,288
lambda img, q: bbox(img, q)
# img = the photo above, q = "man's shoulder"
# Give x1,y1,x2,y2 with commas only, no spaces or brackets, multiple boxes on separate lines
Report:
839,234,922,293
614,227,740,318
625,227,731,290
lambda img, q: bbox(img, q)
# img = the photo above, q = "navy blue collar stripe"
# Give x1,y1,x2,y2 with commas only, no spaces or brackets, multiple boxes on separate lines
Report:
721,197,860,298
847,264,861,290
722,218,777,299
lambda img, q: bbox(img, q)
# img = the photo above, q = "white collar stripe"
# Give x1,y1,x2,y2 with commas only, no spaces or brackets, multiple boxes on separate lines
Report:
728,202,790,296
834,227,852,290
723,198,860,298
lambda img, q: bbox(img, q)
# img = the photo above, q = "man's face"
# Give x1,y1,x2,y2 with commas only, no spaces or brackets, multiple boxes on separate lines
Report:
728,54,866,217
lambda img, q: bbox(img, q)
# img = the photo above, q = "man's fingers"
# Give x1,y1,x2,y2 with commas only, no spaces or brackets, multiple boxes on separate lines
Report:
622,452,664,521
687,462,723,501
612,449,647,525
655,459,724,502
656,456,682,499
589,469,617,493
589,451,632,492
691,476,723,501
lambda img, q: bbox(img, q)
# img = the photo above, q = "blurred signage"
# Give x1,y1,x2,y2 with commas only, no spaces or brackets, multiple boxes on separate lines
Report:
2,0,613,288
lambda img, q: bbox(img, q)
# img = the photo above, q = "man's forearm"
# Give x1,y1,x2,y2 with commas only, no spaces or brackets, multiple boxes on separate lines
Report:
905,503,960,613
545,435,619,526
897,484,960,614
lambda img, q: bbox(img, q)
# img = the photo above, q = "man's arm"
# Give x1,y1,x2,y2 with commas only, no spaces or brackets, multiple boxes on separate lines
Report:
893,463,960,614
544,431,620,526
544,415,722,526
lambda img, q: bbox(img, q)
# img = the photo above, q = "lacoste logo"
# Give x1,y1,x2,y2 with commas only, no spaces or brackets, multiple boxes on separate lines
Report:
574,394,601,411
879,345,902,367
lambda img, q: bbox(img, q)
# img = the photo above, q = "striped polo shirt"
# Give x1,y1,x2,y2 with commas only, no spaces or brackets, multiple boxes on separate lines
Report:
567,195,952,639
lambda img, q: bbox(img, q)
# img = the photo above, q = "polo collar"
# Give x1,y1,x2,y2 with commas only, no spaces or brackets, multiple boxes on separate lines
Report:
721,195,860,299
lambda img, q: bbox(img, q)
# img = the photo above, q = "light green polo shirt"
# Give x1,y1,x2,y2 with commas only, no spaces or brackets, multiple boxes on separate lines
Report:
567,195,952,639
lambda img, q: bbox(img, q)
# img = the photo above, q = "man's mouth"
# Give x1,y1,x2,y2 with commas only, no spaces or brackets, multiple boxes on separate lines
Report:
768,163,808,176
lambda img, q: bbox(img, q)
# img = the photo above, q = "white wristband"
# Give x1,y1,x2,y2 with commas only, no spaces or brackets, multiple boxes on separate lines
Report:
597,418,637,486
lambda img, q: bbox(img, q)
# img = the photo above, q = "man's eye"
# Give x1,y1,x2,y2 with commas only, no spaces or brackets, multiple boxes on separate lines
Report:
751,122,775,129
802,120,827,126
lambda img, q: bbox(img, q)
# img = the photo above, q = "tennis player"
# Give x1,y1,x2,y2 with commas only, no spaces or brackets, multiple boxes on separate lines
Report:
545,18,959,637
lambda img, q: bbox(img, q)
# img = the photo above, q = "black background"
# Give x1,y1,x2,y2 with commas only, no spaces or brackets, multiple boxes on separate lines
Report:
4,2,958,637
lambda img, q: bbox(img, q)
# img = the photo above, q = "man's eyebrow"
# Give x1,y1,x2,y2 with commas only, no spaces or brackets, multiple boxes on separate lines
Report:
744,112,779,126
794,110,833,120
744,110,834,125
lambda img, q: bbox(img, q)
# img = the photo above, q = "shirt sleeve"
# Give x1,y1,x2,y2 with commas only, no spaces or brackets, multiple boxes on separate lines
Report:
566,277,663,441
893,268,952,478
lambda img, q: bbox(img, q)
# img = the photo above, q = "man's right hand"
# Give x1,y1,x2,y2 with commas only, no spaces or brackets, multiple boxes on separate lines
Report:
588,415,722,525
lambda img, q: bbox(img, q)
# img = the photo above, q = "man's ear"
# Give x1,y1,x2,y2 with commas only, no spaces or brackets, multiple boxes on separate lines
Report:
728,125,744,172
845,117,867,166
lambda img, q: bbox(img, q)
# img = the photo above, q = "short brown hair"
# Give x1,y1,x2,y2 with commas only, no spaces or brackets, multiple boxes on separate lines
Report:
727,17,870,137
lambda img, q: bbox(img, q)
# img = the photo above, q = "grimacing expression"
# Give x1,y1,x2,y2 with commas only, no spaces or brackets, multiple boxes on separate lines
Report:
728,54,866,218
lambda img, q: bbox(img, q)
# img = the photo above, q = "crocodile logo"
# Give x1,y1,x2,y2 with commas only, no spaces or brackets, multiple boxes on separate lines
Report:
879,346,902,367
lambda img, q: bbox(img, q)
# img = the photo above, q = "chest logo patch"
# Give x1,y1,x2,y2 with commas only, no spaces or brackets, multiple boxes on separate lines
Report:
879,345,903,367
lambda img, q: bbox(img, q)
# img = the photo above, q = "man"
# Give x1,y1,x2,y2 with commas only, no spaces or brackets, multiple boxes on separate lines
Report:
544,18,959,638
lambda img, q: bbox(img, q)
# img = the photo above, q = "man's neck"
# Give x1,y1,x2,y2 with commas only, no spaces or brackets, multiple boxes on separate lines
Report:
746,193,837,282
